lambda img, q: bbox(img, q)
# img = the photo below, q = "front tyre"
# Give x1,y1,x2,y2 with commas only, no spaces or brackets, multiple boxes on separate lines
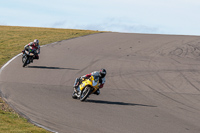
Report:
22,55,28,67
80,86,91,101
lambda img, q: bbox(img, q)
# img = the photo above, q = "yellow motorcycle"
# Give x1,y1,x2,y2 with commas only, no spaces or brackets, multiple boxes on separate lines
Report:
72,76,100,101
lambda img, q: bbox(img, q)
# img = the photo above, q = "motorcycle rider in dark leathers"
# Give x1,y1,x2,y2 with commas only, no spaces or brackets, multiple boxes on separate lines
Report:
22,39,40,61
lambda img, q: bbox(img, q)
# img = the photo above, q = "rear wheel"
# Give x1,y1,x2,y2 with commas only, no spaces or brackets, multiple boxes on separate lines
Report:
80,86,91,101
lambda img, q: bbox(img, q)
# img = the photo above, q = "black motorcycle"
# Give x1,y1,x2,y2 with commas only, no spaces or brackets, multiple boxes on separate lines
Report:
22,46,37,67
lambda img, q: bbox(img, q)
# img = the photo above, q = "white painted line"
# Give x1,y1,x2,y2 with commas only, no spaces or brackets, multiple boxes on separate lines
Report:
31,121,59,133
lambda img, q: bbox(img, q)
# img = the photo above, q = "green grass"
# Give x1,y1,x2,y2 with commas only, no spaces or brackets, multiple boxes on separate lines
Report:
0,110,49,133
0,97,49,133
0,25,102,132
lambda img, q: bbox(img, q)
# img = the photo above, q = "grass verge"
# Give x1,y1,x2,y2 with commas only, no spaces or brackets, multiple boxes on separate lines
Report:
0,25,101,132
0,97,50,133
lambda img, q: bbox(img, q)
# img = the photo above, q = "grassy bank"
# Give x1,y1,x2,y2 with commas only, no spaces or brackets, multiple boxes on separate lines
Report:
0,98,50,133
0,25,101,132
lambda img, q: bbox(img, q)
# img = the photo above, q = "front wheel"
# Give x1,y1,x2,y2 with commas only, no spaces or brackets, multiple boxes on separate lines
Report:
22,55,28,67
80,86,91,101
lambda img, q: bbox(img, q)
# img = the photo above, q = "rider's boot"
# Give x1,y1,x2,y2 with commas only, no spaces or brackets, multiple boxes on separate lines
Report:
94,89,100,95
73,87,77,93
78,90,81,95
73,83,79,93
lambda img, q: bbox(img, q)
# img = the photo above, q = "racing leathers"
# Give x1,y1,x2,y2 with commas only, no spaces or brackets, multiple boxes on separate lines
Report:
23,42,40,60
74,71,106,95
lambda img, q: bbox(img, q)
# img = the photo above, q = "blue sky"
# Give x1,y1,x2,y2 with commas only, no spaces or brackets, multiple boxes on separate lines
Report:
1,0,200,35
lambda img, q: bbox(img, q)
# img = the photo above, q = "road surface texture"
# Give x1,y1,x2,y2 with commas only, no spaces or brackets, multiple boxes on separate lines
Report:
1,32,200,133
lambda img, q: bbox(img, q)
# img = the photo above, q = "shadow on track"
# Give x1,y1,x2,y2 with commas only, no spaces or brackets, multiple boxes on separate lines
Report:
27,66,79,70
86,100,157,107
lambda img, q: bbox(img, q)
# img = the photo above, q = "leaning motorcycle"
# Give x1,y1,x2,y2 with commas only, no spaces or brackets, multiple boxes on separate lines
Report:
72,76,100,101
22,46,37,67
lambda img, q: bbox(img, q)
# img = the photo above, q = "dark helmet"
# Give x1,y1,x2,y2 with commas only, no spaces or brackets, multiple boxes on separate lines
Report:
99,68,106,78
33,39,39,46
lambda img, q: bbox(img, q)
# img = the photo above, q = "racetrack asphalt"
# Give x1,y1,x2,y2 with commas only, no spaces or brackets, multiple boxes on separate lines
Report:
1,32,200,133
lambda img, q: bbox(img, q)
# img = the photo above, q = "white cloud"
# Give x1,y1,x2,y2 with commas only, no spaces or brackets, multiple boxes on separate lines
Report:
50,17,162,34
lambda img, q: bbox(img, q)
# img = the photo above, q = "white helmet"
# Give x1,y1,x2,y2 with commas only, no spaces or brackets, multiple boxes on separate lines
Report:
34,39,39,46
